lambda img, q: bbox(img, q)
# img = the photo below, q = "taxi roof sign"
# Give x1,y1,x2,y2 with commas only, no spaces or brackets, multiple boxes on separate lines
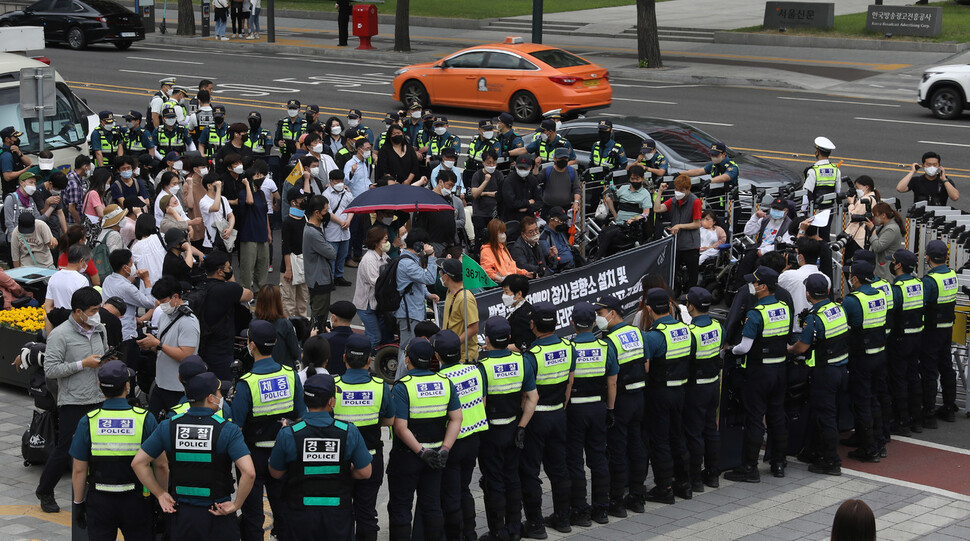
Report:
505,36,524,44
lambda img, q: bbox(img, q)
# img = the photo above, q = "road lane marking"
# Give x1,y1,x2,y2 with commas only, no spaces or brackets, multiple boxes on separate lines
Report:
734,146,970,173
856,117,970,129
918,140,970,148
119,69,217,79
337,89,392,96
778,96,900,107
668,119,734,127
612,97,677,105
127,56,204,65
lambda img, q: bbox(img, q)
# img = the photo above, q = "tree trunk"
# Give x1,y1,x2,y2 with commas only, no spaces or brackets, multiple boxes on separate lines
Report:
394,0,410,52
636,0,662,68
177,0,196,36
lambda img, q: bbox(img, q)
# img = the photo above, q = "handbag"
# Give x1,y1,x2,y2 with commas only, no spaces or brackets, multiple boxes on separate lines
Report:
206,197,237,252
291,253,306,286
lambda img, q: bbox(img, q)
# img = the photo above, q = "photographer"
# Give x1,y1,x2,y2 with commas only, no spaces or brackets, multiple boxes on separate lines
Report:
842,176,880,262
101,249,156,370
138,276,200,417
866,202,905,282
896,151,959,206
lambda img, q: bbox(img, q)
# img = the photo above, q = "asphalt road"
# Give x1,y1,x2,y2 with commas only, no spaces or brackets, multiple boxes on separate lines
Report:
41,40,970,213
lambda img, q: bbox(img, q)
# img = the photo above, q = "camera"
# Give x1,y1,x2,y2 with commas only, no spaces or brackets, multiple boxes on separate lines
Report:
831,232,853,251
850,212,873,223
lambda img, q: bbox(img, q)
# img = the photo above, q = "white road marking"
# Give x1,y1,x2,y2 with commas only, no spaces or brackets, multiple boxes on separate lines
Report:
338,89,391,96
918,140,970,148
843,468,970,503
856,117,970,129
127,56,204,65
894,435,970,455
612,97,677,105
778,96,900,107
119,69,216,79
669,119,734,127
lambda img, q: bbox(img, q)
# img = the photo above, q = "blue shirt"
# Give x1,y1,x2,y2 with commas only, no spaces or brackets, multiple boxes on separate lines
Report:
642,315,678,360
843,284,879,329
704,159,740,185
429,164,465,192
571,331,619,376
238,181,270,243
522,335,577,377
340,368,394,420
0,145,14,174
741,295,780,339
477,349,537,395
922,264,950,305
798,299,834,345
524,136,576,161
167,395,234,421
541,228,574,268
231,358,308,428
69,398,159,461
268,410,372,471
320,326,354,376
391,368,461,421
394,250,438,320
123,127,156,151
343,155,371,198
140,407,250,505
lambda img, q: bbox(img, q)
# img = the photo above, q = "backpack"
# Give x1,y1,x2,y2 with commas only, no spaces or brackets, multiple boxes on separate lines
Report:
27,364,56,412
374,256,412,314
91,229,117,282
543,164,576,184
22,409,56,466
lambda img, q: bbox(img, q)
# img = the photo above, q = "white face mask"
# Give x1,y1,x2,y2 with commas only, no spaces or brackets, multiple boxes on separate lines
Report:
168,184,180,194
330,126,342,135
311,143,323,154
164,118,176,127
381,216,393,225
497,233,507,243
198,167,209,176
233,164,244,175
159,301,176,316
595,315,610,330
483,130,494,140
643,151,655,160
348,119,359,128
85,312,101,326
540,132,549,142
411,111,421,119
748,283,757,296
434,127,447,136
380,241,391,252
309,167,320,177
555,120,562,131
441,188,452,197
925,166,940,177
361,150,371,159
134,167,141,177
217,396,225,411
287,108,299,118
516,168,530,178
484,166,496,174
501,293,515,307
856,188,864,198
674,190,687,200
22,184,36,196
172,160,183,171
442,160,455,170
39,158,55,170
332,182,345,192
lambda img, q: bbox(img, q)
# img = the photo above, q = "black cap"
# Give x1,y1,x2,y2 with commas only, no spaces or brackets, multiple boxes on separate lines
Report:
498,112,514,126
348,108,362,118
515,155,533,168
345,334,372,360
104,296,127,317
184,372,222,401
553,147,570,159
687,287,713,310
850,260,874,280
407,100,422,111
306,104,320,114
804,274,830,297
123,110,143,121
164,227,188,249
432,330,461,363
641,138,656,152
247,319,278,347
286,188,306,204
770,198,787,210
98,111,114,122
854,250,876,265
531,302,557,325
745,266,778,286
433,115,448,125
440,258,462,281
162,107,177,118
571,301,597,327
17,212,35,234
98,360,133,392
484,316,511,342
593,295,623,314
384,112,399,124
644,288,669,310
0,127,23,139
405,337,434,367
286,99,301,109
540,119,556,131
547,206,567,222
926,240,948,260
891,249,917,267
304,373,336,402
478,119,495,130
709,142,728,155
212,105,226,115
441,147,457,158
178,356,208,382
598,119,613,130
329,300,357,320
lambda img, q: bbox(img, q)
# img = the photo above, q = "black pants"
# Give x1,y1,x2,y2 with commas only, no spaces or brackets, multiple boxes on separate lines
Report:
478,422,522,539
607,390,648,500
350,213,369,260
919,326,957,416
519,408,570,522
353,447,383,539
440,434,480,541
675,248,700,295
471,216,491,254
120,338,141,372
683,381,720,478
646,385,688,487
387,446,443,541
597,224,629,259
86,489,152,541
230,1,247,34
565,401,609,511
148,385,184,419
848,351,886,454
888,333,923,426
38,402,102,495
203,353,234,381
805,364,847,466
740,364,788,468
337,1,352,45
285,505,353,541
240,447,286,541
170,503,240,541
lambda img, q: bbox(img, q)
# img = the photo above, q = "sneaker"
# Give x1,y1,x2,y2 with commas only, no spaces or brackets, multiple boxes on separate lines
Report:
797,450,821,464
36,492,59,513
770,462,786,478
847,448,881,463
334,277,353,287
643,486,675,505
724,466,760,483
937,407,956,423
623,493,645,513
878,446,888,458
890,422,912,437
607,499,627,518
520,520,546,540
345,258,360,268
839,433,863,447
702,469,720,489
590,507,609,524
808,462,842,476
691,479,705,494
542,513,571,533
922,416,939,430
568,509,590,528
220,36,230,41
909,422,923,433
673,481,692,500
246,34,255,39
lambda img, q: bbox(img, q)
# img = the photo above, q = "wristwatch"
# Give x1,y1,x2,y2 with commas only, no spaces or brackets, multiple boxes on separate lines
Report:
156,344,163,353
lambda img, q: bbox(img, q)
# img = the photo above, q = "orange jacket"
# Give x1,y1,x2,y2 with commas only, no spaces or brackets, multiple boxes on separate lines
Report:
480,243,529,281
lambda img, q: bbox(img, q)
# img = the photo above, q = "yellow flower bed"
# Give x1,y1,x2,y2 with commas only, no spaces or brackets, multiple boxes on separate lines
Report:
0,307,46,333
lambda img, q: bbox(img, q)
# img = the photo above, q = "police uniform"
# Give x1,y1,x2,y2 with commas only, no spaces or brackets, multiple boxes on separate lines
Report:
803,137,840,237
347,109,374,144
426,116,461,167
120,110,154,159
200,106,230,159
146,77,174,131
684,288,723,492
69,361,156,541
636,140,669,184
476,317,535,541
91,111,121,168
269,374,373,541
155,107,189,156
887,250,925,433
523,127,575,165
496,112,524,172
167,356,234,421
276,99,306,166
566,302,618,523
919,240,959,424
231,320,308,541
332,335,394,541
434,330,488,541
589,120,628,172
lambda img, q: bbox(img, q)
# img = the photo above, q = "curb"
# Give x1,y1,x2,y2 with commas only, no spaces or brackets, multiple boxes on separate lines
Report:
608,67,807,90
713,31,970,53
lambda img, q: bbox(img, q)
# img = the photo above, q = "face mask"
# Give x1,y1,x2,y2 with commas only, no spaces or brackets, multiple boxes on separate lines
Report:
434,127,446,136
309,167,320,177
311,143,323,154
643,151,656,160
165,118,176,127
502,294,515,307
290,207,305,218
925,166,940,177
348,119,359,128
85,168,93,179
51,189,61,196
555,120,563,131
159,301,176,316
391,134,405,145
748,283,757,296
599,131,611,143
168,184,180,194
770,209,784,220
321,213,331,226
330,126,342,135
525,233,539,244
674,191,687,200
120,170,133,179
483,130,494,140
411,111,421,119
540,132,549,142
381,216,393,225
214,116,225,125
484,166,496,174
233,165,244,175
173,160,183,171
287,108,299,118
442,160,454,170
555,223,569,233
630,181,642,190
361,150,371,159
516,168,530,178
126,121,134,130
85,312,101,326
217,396,225,411
855,189,865,199
332,183,345,192
223,267,233,280
198,167,209,176
595,315,610,331
249,119,261,132
498,233,507,243
555,159,568,169
134,167,141,177
441,188,452,197
22,184,36,196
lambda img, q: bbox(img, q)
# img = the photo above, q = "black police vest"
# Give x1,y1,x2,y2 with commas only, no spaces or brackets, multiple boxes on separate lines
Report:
169,413,234,502
284,420,353,510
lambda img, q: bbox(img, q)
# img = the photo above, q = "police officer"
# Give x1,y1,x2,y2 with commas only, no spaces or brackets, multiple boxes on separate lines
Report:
268,373,373,541
511,119,576,171
305,104,322,132
463,120,500,187
120,110,154,160
347,108,373,144
788,275,849,476
91,111,122,168
231,319,308,541
167,356,233,420
387,337,462,541
841,259,888,463
199,105,230,159
495,112,524,172
69,360,156,541
566,301,617,525
163,86,191,126
596,294,648,516
725,266,791,482
277,99,306,167
245,111,274,157
887,250,924,435
404,101,423,147
426,116,461,169
589,119,628,173
680,141,739,214
477,316,538,541
374,112,399,157
333,334,394,541
155,107,190,156
434,329,488,541
148,76,175,130
803,137,840,238
528,109,563,144
920,239,959,426
634,139,668,185
132,372,255,541
684,287,723,492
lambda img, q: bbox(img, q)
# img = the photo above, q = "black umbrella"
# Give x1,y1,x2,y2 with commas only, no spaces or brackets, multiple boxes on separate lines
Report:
343,184,454,213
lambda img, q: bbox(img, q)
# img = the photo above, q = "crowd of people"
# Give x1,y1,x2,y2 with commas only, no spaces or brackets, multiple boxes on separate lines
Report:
0,76,964,541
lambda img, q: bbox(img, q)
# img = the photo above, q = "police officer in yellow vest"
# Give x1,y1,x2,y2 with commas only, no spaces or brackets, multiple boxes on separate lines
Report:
199,105,230,159
803,137,840,238
520,301,575,537
841,259,890,463
637,289,694,504
589,120,628,172
725,266,791,483
120,110,155,160
433,330,488,541
464,119,501,186
245,111,273,157
387,337,462,541
347,108,374,144
477,316,538,541
426,116,461,169
886,250,925,435
333,334,394,541
162,86,190,126
133,372,255,541
91,111,122,168
636,139,669,185
684,287,723,493
276,99,306,167
69,360,157,540
268,373,374,541
788,275,849,476
595,293,649,517
511,119,576,172
155,107,190,156
920,239,959,425
231,319,307,541
166,356,234,421
566,301,617,526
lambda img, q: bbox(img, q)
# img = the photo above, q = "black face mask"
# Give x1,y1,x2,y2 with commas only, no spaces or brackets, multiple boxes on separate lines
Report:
391,134,405,145
306,113,315,124
555,223,569,233
555,159,568,169
423,119,433,130
630,181,643,190
248,119,260,132
599,131,611,143
223,267,233,280
214,116,225,125
321,212,331,226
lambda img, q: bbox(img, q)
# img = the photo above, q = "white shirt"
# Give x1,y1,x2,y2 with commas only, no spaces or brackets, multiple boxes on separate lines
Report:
131,234,167,285
323,186,353,242
185,105,212,132
155,187,188,226
307,153,339,195
149,95,166,116
699,226,719,264
778,264,830,327
260,176,278,215
744,215,791,254
199,194,233,249
46,269,90,309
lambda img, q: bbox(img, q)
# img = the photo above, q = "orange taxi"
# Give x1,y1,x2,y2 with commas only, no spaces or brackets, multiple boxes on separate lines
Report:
392,37,613,123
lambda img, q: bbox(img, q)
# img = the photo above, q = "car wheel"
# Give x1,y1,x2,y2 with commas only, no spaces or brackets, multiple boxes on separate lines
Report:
373,344,399,383
67,26,86,50
930,86,963,120
114,40,133,50
400,80,429,108
509,91,540,123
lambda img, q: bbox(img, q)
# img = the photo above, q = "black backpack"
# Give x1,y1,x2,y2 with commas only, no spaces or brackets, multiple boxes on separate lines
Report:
374,257,412,315
22,409,56,466
183,281,219,340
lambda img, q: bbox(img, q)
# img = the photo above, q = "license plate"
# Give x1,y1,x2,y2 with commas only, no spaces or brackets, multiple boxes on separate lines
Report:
583,79,600,87
121,32,136,37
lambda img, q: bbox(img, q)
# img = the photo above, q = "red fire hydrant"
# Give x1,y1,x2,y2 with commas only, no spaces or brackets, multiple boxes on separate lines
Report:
353,4,378,50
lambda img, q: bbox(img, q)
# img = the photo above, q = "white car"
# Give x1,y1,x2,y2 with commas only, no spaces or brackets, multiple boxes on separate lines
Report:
918,64,970,120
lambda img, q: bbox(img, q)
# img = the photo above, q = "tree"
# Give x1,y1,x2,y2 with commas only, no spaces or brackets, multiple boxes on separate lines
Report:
177,0,195,36
636,0,662,68
394,0,410,52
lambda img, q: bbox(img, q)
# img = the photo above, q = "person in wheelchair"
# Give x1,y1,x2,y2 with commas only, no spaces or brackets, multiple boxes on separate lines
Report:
539,206,577,271
597,165,654,259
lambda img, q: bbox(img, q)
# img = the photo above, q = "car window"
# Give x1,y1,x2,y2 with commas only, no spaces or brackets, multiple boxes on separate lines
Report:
442,52,487,69
50,0,72,11
560,126,598,152
648,127,722,163
73,2,86,11
485,52,529,70
0,84,87,153
614,130,646,158
28,0,54,10
530,48,590,68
